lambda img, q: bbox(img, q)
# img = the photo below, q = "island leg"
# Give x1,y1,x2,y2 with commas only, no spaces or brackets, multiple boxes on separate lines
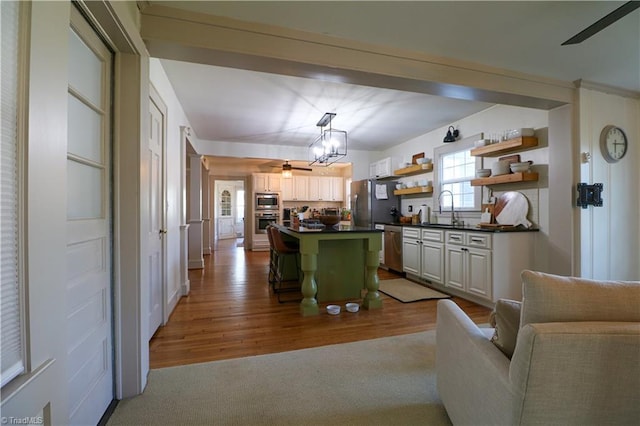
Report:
299,251,319,316
362,247,383,310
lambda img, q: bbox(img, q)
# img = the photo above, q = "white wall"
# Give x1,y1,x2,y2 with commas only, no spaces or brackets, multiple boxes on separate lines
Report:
578,88,640,280
149,58,194,312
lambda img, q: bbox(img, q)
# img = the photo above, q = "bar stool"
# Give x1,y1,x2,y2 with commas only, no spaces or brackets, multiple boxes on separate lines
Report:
268,226,301,303
265,224,279,286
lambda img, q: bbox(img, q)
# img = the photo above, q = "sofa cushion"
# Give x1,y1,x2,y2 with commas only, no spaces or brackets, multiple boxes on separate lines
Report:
489,299,522,359
520,270,640,327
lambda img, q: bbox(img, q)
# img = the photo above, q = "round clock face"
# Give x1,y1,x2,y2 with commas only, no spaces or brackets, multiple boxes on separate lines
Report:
600,125,628,163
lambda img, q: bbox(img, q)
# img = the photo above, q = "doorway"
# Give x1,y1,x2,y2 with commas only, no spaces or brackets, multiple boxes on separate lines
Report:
214,180,245,241
66,7,113,424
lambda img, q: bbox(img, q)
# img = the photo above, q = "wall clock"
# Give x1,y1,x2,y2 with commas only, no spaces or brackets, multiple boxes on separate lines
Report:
600,125,628,163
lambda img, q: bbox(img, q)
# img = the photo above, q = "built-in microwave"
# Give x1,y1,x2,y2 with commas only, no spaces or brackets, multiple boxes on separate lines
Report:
255,192,279,210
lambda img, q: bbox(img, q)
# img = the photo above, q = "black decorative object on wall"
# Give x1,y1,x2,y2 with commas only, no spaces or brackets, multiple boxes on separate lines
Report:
576,183,603,208
443,126,459,143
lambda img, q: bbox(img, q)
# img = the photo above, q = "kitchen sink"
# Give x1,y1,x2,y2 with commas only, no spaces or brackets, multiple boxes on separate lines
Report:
422,223,464,229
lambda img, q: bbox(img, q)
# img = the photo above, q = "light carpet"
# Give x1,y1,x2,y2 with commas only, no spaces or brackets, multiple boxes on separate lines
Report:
107,331,451,426
379,279,450,303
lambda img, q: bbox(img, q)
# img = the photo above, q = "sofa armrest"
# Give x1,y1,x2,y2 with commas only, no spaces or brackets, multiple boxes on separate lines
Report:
436,299,515,426
510,321,640,425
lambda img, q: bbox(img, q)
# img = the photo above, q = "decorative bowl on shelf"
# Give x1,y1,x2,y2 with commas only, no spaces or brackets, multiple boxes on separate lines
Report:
395,183,403,190
510,162,531,173
405,181,416,188
415,157,428,165
319,215,341,226
476,168,492,178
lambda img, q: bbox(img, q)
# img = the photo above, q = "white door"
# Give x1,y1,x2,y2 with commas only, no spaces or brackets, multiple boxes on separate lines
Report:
235,186,245,237
217,184,235,239
148,86,166,339
66,9,113,424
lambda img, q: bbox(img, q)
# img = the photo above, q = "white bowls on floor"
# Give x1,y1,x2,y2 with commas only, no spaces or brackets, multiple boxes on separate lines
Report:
345,303,360,313
326,305,341,315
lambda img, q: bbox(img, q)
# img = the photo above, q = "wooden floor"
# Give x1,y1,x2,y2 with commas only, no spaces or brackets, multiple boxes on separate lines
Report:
149,238,492,369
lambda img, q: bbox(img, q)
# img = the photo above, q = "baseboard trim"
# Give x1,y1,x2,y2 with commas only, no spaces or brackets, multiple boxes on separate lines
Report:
188,259,204,269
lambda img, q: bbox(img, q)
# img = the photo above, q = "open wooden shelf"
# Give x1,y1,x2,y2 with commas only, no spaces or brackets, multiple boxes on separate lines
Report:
394,163,433,176
394,186,433,195
470,136,538,157
471,172,538,186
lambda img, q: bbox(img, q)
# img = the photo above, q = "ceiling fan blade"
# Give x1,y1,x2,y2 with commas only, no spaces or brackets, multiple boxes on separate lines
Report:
562,1,640,45
282,160,312,172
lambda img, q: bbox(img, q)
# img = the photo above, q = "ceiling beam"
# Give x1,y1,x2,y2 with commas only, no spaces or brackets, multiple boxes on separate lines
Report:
140,5,574,110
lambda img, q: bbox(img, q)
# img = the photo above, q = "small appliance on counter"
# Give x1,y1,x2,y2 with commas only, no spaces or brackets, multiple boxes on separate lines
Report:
420,205,430,224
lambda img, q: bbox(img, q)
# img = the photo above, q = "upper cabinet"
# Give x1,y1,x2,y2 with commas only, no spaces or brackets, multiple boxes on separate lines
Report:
369,157,393,179
293,176,309,201
253,173,281,192
281,175,343,202
331,176,344,201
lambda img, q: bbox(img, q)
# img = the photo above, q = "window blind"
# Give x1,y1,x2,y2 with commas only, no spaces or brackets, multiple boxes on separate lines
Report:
1,0,24,387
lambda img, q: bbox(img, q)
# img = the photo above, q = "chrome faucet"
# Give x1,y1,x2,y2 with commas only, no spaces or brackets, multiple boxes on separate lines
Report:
438,190,458,226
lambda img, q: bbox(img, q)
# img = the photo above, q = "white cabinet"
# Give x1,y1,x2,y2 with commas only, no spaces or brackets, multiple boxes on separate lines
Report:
445,231,492,300
369,157,393,179
293,176,308,201
402,227,422,275
403,226,535,306
403,227,445,281
281,177,293,200
308,176,332,201
253,173,281,192
282,175,343,201
420,229,445,284
331,176,344,201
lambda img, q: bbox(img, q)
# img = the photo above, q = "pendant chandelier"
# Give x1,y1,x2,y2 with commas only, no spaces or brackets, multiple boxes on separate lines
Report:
308,112,348,166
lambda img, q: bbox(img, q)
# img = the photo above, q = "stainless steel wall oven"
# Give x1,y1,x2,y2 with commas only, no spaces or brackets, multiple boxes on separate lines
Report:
255,211,279,234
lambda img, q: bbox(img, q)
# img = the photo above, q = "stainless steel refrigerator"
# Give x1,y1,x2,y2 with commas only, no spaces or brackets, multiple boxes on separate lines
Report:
350,179,400,228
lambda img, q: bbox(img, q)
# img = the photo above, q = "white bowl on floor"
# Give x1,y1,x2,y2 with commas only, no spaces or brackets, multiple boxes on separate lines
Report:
326,305,341,315
345,302,360,313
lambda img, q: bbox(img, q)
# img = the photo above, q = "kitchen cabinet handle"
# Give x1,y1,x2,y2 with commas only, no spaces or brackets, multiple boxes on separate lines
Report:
470,237,484,243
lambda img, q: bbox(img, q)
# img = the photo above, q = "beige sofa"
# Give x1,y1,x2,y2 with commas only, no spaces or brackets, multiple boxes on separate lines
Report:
436,270,640,425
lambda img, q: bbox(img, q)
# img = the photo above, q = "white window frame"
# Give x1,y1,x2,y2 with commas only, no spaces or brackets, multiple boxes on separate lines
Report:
433,133,483,213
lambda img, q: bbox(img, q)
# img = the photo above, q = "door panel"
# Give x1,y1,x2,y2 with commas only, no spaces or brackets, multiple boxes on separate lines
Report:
147,92,165,339
217,184,235,239
66,8,113,425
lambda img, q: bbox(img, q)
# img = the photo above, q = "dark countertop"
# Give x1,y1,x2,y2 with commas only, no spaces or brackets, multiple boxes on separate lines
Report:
374,222,539,233
280,223,383,234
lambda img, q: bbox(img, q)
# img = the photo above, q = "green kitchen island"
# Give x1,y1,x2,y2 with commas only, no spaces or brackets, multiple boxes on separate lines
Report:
276,223,383,316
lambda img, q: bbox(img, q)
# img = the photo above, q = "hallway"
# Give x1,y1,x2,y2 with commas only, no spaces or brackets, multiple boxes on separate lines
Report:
149,238,491,368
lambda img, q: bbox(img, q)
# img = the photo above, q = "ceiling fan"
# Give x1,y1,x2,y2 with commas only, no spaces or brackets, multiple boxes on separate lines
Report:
282,160,311,173
562,1,640,45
